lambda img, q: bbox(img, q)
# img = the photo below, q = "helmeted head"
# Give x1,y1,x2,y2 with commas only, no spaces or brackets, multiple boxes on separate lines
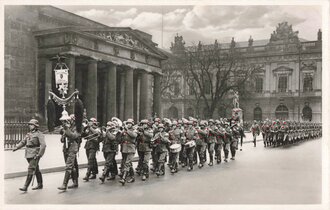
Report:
28,119,39,130
140,119,149,129
106,121,116,130
208,119,215,125
89,117,98,127
158,123,164,132
126,118,134,128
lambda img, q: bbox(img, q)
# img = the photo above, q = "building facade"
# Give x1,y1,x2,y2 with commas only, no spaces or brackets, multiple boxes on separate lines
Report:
5,6,166,125
162,22,322,122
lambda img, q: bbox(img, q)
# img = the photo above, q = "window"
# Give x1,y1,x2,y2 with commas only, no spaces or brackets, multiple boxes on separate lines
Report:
303,74,313,92
278,76,287,92
302,106,312,121
255,78,263,93
254,107,262,121
275,104,289,120
172,81,180,96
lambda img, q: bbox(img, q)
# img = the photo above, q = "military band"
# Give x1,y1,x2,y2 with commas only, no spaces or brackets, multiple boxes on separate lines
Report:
13,116,321,192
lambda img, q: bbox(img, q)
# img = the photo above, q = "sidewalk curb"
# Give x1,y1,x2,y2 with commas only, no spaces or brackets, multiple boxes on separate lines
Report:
5,138,263,179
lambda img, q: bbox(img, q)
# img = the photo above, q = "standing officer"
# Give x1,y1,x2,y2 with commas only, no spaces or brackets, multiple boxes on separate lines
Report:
136,119,154,181
13,119,46,191
99,121,119,183
250,120,260,147
58,114,81,191
119,119,138,185
82,117,101,181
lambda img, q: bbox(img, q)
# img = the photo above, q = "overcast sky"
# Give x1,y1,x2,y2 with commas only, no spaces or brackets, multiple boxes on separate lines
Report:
56,5,322,49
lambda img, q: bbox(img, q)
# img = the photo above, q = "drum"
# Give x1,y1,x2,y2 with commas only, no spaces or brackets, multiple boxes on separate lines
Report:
170,144,181,153
185,140,196,148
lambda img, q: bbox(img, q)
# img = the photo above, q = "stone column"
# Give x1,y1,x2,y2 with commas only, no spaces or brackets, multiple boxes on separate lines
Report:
86,60,98,119
153,74,162,117
76,65,83,96
119,71,125,120
124,66,134,120
44,59,53,120
140,71,150,120
67,55,75,114
107,63,117,120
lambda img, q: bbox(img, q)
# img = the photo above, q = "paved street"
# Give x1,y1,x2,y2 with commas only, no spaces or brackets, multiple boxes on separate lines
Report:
5,138,321,204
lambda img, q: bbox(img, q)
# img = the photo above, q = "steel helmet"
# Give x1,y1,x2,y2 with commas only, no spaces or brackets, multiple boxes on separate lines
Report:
28,119,39,127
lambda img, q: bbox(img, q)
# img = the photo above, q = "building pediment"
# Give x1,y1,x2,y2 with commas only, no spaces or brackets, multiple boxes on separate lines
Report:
33,26,167,60
272,66,293,74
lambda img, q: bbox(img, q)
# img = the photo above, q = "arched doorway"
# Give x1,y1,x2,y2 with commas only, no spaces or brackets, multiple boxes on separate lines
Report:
186,107,194,118
275,104,289,120
168,106,179,119
254,107,262,121
302,106,312,121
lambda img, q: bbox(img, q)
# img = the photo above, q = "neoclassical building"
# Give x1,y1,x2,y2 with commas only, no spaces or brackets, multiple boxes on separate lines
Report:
162,22,322,122
5,6,166,125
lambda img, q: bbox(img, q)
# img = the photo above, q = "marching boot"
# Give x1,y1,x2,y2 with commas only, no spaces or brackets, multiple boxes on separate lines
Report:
99,169,108,183
119,171,128,186
68,169,79,189
32,171,43,190
83,169,91,182
89,174,97,179
107,173,116,180
127,167,135,183
19,174,33,192
58,171,71,191
208,154,214,166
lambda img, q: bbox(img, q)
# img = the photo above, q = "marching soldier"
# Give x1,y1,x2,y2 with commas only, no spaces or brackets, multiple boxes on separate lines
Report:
184,121,197,171
152,124,170,176
168,120,182,173
58,114,81,191
250,120,260,147
119,119,138,185
196,120,208,168
230,123,240,160
99,121,120,183
214,120,224,164
82,117,101,181
13,119,46,191
136,119,154,181
207,119,217,166
223,122,232,162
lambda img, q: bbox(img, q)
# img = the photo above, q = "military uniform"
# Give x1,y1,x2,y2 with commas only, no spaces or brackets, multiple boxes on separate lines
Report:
58,120,81,191
230,125,240,160
82,119,101,181
214,126,224,164
14,119,46,191
196,125,208,168
207,122,217,166
119,120,138,185
152,126,170,176
136,121,153,181
223,124,232,162
250,122,260,147
99,122,120,183
168,125,182,173
184,124,197,171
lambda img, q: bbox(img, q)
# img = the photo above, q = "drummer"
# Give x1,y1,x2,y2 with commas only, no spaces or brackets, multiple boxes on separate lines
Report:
168,120,182,174
184,120,197,171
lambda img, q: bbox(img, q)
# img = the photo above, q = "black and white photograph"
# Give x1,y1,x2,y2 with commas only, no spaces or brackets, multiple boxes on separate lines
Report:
1,0,329,209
